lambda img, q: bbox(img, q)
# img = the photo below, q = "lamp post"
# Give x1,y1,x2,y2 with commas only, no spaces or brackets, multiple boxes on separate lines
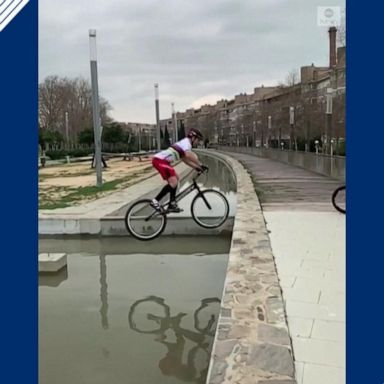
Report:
326,88,333,155
253,121,256,147
289,106,295,150
267,116,272,148
65,111,69,150
89,29,102,187
172,102,178,143
154,83,160,150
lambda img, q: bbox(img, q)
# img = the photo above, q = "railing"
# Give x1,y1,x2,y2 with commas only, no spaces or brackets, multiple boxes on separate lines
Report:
217,146,345,181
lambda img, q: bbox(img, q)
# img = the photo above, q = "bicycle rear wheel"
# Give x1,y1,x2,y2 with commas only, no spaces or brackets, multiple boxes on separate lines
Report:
331,186,346,214
128,296,170,334
191,189,229,229
125,199,167,240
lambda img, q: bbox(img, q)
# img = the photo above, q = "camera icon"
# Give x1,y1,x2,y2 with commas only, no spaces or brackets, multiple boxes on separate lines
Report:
317,6,342,27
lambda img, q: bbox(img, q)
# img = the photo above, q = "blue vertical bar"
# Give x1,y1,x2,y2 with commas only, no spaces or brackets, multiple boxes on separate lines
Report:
0,1,38,383
348,0,383,383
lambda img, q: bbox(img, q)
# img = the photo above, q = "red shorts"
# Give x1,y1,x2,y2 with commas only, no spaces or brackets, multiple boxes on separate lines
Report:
152,157,177,180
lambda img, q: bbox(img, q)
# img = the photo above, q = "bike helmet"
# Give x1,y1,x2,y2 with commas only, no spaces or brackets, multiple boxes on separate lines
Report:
187,128,203,140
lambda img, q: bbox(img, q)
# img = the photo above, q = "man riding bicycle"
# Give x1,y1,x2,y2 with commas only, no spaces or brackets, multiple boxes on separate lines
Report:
151,128,207,213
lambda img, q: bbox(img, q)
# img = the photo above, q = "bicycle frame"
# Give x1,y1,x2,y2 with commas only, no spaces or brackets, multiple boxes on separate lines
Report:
145,172,209,221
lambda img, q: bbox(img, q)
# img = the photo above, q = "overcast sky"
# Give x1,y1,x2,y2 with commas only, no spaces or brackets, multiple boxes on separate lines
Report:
39,0,345,123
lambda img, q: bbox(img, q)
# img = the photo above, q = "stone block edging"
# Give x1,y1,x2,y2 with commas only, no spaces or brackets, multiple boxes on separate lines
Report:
201,150,296,384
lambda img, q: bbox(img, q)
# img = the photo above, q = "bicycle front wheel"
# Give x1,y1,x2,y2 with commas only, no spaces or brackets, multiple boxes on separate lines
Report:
125,199,167,240
331,186,346,214
191,189,229,229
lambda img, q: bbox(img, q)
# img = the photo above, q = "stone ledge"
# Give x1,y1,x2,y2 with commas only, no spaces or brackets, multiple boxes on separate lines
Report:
202,150,296,384
39,253,67,273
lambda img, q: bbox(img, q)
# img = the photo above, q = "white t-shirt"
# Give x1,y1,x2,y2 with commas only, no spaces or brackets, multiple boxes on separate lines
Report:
154,138,192,163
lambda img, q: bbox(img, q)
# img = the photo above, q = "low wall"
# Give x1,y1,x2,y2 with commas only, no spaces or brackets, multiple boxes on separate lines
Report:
203,150,296,384
218,146,345,182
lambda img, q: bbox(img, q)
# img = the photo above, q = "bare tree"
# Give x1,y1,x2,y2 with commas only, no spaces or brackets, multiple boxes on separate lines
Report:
337,15,346,47
39,76,112,145
285,69,300,87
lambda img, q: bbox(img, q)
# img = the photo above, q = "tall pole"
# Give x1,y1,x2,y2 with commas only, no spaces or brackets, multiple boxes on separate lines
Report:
65,111,69,150
253,121,256,147
289,106,295,150
155,83,161,151
89,29,102,187
268,116,272,148
172,102,178,142
326,88,333,155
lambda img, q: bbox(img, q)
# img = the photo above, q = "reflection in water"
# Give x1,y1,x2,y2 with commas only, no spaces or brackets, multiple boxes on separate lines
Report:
129,296,220,383
99,255,109,330
197,154,236,193
39,267,68,287
39,251,228,384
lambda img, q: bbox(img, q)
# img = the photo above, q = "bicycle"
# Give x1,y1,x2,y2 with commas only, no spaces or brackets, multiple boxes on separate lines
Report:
128,296,220,383
332,185,346,214
124,169,230,241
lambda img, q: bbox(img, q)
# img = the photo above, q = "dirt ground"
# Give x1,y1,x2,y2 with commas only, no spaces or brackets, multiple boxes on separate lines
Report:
39,157,157,209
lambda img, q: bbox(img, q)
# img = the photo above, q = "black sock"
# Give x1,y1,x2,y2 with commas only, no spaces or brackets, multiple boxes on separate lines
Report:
170,185,177,202
155,184,172,201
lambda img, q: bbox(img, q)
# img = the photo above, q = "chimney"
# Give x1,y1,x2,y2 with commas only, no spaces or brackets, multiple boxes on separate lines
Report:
329,27,337,68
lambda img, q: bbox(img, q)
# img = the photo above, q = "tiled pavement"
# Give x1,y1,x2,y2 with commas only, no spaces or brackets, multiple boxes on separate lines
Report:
227,152,345,384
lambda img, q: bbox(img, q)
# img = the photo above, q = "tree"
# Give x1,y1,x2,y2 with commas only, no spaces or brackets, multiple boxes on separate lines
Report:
78,128,94,146
102,123,125,149
39,128,64,150
178,121,185,140
337,15,346,47
285,69,300,86
39,76,112,144
163,126,170,148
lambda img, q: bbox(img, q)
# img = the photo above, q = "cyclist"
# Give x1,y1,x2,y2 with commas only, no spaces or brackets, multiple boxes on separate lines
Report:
151,128,206,213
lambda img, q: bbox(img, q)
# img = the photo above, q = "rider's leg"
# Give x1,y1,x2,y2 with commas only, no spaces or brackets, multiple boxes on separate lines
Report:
154,183,172,202
167,176,182,212
168,176,178,202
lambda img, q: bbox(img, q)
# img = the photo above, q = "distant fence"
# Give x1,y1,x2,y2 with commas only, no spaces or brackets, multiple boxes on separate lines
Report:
218,146,345,182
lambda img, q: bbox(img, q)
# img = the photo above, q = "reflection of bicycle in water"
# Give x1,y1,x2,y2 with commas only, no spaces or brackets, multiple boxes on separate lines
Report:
128,296,220,383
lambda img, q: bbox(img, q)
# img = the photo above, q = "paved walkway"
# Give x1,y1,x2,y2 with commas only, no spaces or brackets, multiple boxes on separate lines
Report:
228,152,345,384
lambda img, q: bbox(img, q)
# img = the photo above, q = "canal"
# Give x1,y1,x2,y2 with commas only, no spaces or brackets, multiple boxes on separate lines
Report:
39,153,236,384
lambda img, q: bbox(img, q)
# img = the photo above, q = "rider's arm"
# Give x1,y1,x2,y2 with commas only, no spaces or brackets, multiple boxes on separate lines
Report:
182,151,202,170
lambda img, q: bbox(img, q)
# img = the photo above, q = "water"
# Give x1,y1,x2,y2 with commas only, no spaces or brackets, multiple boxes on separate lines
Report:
39,154,236,384
39,236,231,384
174,153,237,216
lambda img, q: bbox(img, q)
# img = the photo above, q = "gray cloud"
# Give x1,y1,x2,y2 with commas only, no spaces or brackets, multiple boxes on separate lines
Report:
39,0,345,122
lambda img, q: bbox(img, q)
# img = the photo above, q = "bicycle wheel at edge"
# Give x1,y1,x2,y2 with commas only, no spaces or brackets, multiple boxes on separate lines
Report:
191,189,229,229
331,186,346,214
124,199,167,240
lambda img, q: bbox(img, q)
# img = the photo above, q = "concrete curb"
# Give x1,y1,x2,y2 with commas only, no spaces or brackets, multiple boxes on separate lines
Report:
38,162,191,235
203,150,297,384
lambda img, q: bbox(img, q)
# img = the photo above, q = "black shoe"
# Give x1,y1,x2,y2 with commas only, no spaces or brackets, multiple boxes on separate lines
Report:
167,202,183,213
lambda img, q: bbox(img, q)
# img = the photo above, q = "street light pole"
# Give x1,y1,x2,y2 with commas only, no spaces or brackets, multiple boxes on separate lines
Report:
155,83,161,151
253,121,256,147
89,29,102,187
65,111,69,150
289,106,295,151
172,102,178,142
326,88,333,155
268,116,272,148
